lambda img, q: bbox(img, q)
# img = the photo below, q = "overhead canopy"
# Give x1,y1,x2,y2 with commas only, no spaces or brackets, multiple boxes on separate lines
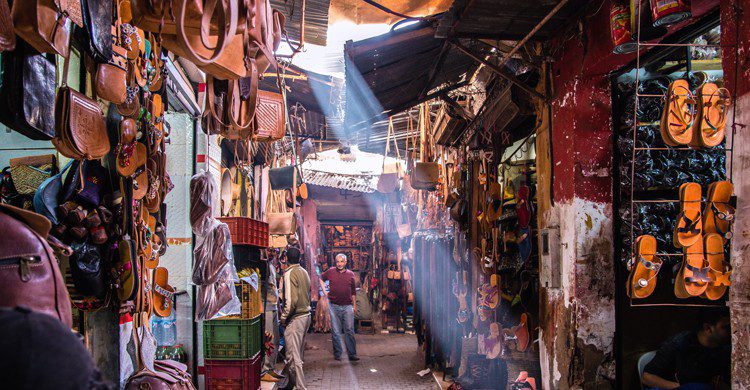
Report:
344,19,490,131
444,0,587,40
271,0,331,46
329,0,452,25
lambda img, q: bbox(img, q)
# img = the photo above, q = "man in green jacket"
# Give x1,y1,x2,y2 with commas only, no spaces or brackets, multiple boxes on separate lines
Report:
280,247,311,390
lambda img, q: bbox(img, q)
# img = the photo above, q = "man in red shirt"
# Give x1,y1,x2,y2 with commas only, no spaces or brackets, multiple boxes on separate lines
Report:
320,253,359,361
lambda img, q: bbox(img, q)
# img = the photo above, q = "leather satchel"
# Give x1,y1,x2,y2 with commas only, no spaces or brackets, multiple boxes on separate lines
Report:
202,75,257,140
0,204,72,327
411,162,440,191
53,56,110,160
11,0,72,57
268,212,296,235
0,42,56,140
0,0,15,52
269,166,299,190
95,44,128,104
254,90,285,142
80,0,113,63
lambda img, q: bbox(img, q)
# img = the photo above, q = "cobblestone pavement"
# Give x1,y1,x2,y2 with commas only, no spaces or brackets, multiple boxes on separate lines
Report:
263,332,439,390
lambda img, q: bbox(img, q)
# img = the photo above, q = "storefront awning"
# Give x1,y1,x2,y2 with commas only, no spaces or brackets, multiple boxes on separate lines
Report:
344,19,491,130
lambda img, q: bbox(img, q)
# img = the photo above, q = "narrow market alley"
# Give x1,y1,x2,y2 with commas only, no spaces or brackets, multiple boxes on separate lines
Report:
262,333,438,390
1,0,750,389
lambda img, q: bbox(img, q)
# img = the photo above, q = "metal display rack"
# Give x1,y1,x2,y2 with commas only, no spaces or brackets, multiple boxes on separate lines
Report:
625,2,740,307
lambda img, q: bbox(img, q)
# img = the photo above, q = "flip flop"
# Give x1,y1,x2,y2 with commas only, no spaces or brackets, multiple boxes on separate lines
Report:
675,238,710,297
627,235,662,299
488,274,500,309
660,79,697,146
133,169,149,200
704,181,734,242
703,233,731,301
693,83,730,148
143,214,159,269
153,267,175,317
673,182,702,248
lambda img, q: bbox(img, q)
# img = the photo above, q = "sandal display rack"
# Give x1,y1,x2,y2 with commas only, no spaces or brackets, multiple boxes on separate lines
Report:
620,4,739,307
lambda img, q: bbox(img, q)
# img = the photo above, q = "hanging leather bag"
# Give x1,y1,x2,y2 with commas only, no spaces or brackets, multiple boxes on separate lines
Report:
0,0,16,52
53,55,110,160
0,204,72,327
254,89,285,142
411,162,440,191
377,117,400,193
269,165,298,190
11,0,72,57
202,75,257,140
79,0,113,63
0,42,56,140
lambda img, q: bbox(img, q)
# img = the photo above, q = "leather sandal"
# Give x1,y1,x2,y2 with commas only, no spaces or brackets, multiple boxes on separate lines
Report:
660,79,697,145
627,235,662,299
153,267,175,317
513,313,530,352
703,233,731,300
675,238,710,298
704,181,734,242
691,83,730,148
673,182,703,248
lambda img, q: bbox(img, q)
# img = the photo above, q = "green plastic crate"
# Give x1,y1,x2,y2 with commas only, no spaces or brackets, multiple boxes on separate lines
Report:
203,318,261,360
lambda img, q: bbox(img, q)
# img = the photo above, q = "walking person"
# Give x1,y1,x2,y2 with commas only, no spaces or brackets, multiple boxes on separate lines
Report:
279,247,312,390
261,257,283,383
320,253,359,361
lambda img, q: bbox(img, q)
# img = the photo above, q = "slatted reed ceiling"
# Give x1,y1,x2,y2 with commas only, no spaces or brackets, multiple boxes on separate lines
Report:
271,0,331,46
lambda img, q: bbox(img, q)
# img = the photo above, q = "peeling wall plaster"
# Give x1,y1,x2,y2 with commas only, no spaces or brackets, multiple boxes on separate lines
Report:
540,198,615,389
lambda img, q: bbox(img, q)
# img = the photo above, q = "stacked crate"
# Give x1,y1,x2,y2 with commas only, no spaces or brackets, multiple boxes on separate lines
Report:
204,217,267,389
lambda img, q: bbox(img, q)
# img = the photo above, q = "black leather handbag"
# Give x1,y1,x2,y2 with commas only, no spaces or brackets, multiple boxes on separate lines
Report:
0,42,56,140
79,0,113,63
269,165,299,190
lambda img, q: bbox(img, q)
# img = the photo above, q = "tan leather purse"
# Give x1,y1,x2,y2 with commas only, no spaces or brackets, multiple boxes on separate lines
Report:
254,89,285,142
52,56,109,160
267,170,297,236
12,0,71,57
411,162,440,191
376,117,400,193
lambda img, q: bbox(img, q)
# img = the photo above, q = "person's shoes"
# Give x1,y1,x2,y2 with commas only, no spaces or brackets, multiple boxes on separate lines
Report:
348,356,360,361
269,370,285,379
261,373,279,383
334,356,342,361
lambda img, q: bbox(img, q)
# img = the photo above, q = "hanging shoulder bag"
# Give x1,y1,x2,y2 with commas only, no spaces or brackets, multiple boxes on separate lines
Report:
0,42,57,140
411,162,440,191
12,0,72,57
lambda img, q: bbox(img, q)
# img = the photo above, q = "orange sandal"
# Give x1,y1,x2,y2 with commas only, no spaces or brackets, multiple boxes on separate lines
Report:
153,267,175,317
675,238,710,298
692,83,730,148
703,233,731,301
627,235,662,299
660,79,697,146
673,182,703,248
704,181,734,242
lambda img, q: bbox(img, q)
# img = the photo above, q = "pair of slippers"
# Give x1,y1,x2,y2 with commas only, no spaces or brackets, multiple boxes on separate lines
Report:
674,182,733,300
661,79,730,148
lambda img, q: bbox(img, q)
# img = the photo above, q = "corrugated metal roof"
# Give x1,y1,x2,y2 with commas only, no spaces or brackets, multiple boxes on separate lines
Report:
444,0,587,40
343,19,490,130
271,0,331,46
302,170,379,193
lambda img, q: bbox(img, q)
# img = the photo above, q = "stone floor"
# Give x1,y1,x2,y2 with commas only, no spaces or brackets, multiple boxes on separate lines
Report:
262,332,440,390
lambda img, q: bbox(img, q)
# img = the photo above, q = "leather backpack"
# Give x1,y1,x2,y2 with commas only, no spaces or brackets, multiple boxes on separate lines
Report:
0,204,72,327
0,42,57,140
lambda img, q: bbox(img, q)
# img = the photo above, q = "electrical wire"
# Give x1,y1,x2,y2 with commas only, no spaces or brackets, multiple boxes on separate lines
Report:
361,0,427,21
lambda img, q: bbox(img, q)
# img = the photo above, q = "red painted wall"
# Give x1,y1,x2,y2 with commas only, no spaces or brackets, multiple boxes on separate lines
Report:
550,0,720,203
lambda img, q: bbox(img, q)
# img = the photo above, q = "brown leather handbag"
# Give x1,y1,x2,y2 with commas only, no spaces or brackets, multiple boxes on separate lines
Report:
254,89,285,142
202,74,257,140
0,204,72,327
411,162,440,191
95,44,128,104
53,57,110,160
11,0,72,57
0,0,16,52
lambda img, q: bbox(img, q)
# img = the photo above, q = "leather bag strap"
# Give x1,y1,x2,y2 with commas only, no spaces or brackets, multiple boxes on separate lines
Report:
228,58,258,131
176,0,237,66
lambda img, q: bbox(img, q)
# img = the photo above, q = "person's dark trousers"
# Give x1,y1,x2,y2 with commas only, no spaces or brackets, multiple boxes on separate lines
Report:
329,303,357,359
